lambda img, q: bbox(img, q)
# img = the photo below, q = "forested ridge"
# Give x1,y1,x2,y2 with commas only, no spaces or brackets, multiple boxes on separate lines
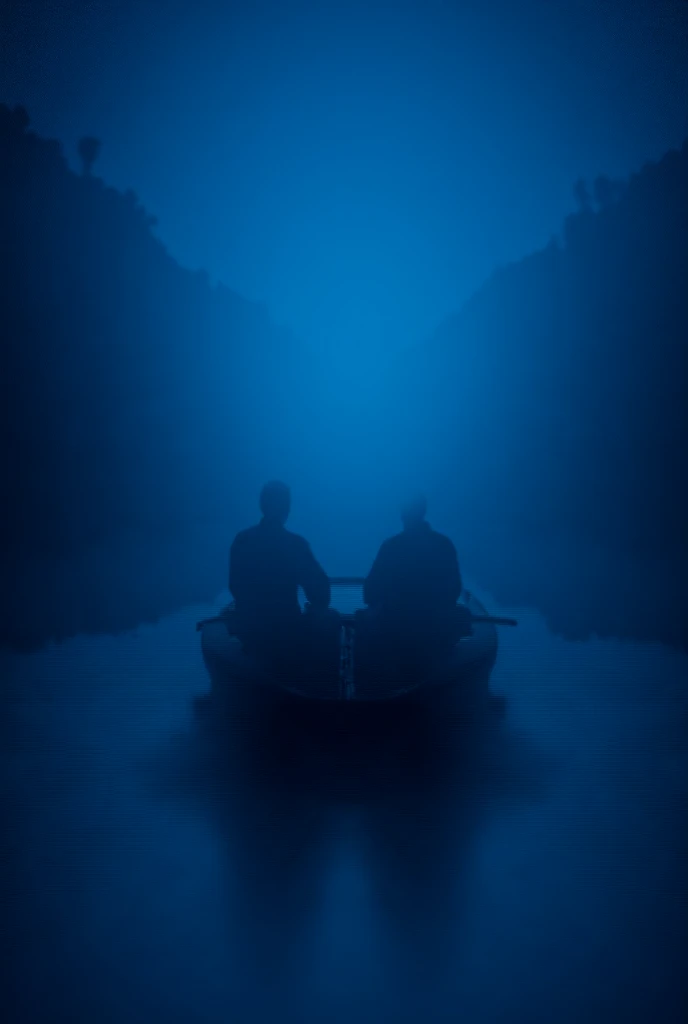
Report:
395,140,688,647
1,104,314,648
2,103,686,650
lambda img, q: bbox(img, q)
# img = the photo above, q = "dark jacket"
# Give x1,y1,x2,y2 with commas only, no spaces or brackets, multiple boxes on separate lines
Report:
364,522,462,614
229,519,330,634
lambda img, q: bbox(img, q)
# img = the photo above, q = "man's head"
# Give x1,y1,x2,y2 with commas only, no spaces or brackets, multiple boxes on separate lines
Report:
259,480,291,524
400,492,427,530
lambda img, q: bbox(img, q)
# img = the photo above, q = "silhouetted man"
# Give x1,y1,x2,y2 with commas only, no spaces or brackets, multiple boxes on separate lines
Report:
229,481,340,684
357,494,463,687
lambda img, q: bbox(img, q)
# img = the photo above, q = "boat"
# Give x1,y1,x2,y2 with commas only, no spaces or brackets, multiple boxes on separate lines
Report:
197,578,516,711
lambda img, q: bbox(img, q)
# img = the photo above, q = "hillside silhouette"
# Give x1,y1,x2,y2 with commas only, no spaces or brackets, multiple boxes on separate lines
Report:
2,105,687,651
0,105,315,649
394,140,688,648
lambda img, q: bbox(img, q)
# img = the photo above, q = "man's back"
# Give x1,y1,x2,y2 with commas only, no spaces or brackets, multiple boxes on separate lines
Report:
364,521,461,615
230,519,330,631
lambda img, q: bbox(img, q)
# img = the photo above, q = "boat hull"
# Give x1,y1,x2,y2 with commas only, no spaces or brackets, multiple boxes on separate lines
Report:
199,590,498,707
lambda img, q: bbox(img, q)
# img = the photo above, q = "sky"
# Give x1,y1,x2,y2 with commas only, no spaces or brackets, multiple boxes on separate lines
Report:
2,0,688,359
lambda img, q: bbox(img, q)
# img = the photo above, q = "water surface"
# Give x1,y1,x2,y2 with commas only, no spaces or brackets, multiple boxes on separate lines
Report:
3,588,687,1023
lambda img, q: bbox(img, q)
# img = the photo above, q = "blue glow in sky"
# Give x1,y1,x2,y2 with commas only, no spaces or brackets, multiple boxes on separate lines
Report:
2,0,687,358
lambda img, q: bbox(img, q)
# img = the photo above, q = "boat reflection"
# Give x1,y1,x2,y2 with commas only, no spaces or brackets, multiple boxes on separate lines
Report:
161,689,547,1020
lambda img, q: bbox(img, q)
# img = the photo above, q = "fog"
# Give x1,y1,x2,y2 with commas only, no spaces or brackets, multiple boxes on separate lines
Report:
2,104,686,649
2,4,687,1020
3,1,687,358
4,593,687,1023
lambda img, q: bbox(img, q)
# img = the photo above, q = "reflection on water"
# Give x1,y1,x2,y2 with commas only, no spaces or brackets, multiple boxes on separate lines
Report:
3,594,687,1023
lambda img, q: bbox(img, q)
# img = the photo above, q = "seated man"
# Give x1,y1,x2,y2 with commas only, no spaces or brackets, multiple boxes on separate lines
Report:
229,481,341,685
356,493,464,687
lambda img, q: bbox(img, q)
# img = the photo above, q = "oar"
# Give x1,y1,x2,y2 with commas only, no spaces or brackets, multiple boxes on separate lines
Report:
197,611,518,630
196,615,227,631
469,615,518,627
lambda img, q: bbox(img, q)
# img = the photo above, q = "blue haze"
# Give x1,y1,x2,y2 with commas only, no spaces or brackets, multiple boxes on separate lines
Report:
1,5,688,1022
2,0,687,360
4,596,687,1023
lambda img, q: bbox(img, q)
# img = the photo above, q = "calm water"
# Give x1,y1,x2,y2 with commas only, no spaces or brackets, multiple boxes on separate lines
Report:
3,586,687,1024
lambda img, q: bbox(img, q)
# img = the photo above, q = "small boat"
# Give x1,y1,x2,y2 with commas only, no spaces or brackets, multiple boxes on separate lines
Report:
197,579,516,711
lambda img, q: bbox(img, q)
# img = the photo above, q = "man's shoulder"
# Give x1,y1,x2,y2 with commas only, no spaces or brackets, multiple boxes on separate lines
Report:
428,528,458,555
379,531,406,553
231,524,260,545
283,528,311,552
429,526,454,544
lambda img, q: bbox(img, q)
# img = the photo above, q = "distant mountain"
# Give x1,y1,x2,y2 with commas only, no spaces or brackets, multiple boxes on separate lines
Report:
0,105,315,649
395,140,688,648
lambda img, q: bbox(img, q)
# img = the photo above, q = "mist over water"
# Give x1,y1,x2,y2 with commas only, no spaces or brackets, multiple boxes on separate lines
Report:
4,594,687,1023
2,2,688,1020
2,78,687,649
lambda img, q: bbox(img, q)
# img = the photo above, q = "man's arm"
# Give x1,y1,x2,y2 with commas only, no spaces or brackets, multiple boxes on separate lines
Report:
298,541,331,609
228,534,245,600
445,538,462,603
363,541,390,607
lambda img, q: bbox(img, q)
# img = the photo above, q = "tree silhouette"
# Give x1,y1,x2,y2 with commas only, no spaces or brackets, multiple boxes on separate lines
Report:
78,136,101,176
